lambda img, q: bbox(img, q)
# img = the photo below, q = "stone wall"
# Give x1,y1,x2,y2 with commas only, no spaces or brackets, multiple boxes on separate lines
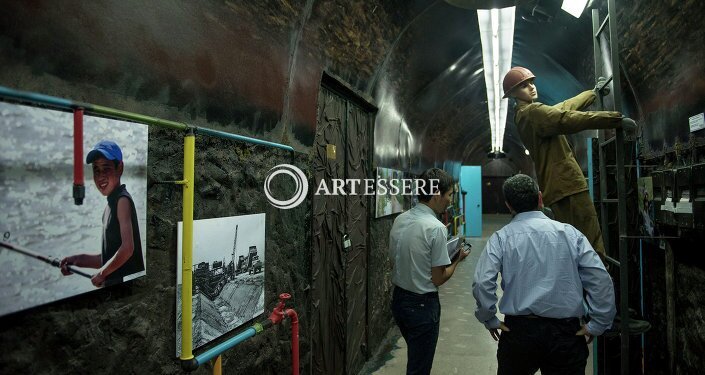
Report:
0,111,312,375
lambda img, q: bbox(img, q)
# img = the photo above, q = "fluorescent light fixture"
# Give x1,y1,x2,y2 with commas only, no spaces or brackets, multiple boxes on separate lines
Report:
561,0,589,18
477,7,515,154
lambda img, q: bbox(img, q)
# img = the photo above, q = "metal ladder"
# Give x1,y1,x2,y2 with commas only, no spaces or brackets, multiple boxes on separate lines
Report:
591,2,632,374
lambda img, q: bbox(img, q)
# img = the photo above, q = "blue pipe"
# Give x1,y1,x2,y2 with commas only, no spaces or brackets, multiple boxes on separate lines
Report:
635,142,645,353
197,127,294,152
587,138,594,200
587,138,598,375
195,327,257,365
0,85,75,108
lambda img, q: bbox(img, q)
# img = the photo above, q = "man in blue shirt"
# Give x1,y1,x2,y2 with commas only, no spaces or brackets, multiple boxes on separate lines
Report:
472,174,615,374
389,168,470,375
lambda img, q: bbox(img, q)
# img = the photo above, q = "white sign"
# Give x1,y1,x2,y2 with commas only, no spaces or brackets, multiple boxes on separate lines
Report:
689,113,705,133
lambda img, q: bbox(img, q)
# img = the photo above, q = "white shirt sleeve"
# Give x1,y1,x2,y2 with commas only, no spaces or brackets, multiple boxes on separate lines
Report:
430,226,451,267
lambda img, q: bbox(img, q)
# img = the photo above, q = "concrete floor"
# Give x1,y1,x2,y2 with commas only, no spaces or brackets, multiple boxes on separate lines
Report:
367,214,594,375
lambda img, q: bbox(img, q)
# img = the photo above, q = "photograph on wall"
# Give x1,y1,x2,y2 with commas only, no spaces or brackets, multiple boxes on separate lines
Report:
375,167,406,218
0,102,148,317
175,213,266,356
638,176,655,237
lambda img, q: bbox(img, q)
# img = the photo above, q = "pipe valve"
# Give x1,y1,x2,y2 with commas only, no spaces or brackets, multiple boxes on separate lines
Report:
268,293,291,325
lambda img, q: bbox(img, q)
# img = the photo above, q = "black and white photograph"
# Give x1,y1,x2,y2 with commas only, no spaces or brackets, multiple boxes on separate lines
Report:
0,102,148,317
175,213,266,356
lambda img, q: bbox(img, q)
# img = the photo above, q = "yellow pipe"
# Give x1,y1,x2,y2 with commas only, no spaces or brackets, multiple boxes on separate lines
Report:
212,355,222,375
180,129,196,361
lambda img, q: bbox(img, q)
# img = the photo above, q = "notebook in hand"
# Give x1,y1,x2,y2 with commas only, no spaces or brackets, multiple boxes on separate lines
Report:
447,236,461,259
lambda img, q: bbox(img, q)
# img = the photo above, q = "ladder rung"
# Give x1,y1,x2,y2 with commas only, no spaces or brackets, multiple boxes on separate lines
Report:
620,235,680,240
599,137,616,147
605,255,620,267
600,199,619,203
595,75,613,92
595,14,610,38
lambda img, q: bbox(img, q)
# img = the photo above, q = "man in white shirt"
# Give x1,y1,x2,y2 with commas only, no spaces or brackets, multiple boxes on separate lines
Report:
389,168,470,375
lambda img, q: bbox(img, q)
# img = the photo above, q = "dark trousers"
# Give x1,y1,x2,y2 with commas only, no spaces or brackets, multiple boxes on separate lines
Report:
498,315,589,375
391,286,440,375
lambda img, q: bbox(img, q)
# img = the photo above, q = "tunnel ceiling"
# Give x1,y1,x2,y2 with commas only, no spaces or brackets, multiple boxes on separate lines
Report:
1,0,704,177
374,0,705,176
373,0,600,176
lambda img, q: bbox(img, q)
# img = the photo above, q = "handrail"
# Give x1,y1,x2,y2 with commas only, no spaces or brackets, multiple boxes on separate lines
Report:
196,127,293,151
180,130,196,364
184,293,299,374
0,85,294,151
194,322,268,366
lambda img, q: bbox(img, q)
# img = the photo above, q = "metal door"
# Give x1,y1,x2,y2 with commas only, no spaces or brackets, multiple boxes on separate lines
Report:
344,101,370,374
311,79,372,375
461,166,483,237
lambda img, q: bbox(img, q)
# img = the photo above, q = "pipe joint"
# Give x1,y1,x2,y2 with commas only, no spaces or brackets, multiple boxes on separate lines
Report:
268,293,291,325
73,184,85,205
180,357,199,372
285,308,299,324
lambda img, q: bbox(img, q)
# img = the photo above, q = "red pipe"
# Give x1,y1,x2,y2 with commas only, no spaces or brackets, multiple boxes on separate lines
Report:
73,108,85,205
285,308,299,375
267,293,299,375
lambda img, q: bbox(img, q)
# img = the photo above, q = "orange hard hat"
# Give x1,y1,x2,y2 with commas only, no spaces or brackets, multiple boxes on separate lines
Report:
502,67,536,98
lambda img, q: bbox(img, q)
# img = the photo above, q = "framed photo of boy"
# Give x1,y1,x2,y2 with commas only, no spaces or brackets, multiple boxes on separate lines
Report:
0,102,148,317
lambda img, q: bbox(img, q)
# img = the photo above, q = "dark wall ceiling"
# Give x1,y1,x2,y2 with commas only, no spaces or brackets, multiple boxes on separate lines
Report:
0,0,703,177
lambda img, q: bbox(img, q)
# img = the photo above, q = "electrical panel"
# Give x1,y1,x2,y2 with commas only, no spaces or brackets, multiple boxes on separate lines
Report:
652,163,705,231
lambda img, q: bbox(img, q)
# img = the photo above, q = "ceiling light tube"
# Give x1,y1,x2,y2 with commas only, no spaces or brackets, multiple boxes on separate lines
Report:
478,7,515,153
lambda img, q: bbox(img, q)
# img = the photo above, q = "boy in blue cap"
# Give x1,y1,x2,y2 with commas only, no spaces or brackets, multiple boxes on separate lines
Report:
60,140,144,287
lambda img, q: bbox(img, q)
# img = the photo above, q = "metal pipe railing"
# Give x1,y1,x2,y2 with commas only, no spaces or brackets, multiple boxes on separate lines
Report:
0,85,294,150
73,108,85,205
187,293,298,374
0,84,299,373
180,129,196,365
197,127,294,151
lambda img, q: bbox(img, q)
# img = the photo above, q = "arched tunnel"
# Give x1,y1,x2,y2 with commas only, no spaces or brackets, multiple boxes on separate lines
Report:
1,0,704,374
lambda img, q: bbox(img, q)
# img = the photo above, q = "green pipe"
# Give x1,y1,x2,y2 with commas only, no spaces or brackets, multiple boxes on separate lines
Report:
91,104,187,131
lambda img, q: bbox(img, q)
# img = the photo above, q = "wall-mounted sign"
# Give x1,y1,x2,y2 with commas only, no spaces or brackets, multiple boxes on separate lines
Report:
689,112,704,133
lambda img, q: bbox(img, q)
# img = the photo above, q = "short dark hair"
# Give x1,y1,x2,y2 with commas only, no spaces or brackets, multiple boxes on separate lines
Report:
502,174,539,213
417,168,453,202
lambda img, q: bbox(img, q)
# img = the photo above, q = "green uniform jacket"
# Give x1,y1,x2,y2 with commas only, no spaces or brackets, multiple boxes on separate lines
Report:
515,90,622,206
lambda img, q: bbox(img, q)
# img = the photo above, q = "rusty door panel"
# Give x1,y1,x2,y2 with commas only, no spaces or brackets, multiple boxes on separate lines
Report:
311,87,347,375
311,84,371,375
344,103,370,374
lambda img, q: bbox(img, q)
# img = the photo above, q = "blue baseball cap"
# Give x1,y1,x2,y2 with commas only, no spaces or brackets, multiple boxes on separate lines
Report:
86,140,123,164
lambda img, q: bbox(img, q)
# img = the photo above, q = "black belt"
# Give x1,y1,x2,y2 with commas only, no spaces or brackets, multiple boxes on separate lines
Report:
506,314,580,324
394,285,438,297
